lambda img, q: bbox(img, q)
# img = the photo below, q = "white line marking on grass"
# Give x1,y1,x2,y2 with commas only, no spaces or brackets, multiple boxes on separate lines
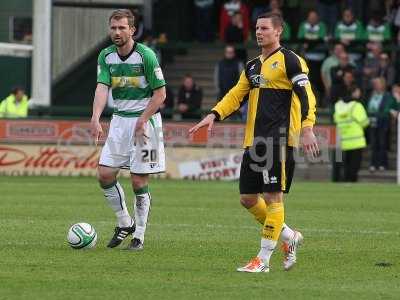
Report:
95,221,397,236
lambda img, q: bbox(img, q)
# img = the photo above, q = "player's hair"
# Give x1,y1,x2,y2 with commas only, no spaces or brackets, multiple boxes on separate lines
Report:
257,12,283,29
109,9,135,27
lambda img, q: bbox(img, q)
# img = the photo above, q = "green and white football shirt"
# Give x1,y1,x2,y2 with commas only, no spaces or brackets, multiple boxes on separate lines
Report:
97,43,166,116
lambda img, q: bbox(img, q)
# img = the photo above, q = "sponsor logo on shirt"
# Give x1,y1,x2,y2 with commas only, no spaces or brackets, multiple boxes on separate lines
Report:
250,74,268,87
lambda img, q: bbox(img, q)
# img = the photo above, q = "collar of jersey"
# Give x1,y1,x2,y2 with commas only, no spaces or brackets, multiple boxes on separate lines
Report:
261,46,282,62
117,41,137,62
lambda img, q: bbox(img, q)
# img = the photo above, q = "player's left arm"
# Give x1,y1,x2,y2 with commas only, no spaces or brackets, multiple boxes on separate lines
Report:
135,49,166,142
285,52,318,156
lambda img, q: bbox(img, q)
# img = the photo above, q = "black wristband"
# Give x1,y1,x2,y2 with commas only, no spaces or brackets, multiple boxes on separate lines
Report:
211,110,221,121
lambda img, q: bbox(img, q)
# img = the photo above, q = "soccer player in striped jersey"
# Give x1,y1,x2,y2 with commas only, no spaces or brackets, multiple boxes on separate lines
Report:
190,12,318,272
91,9,166,251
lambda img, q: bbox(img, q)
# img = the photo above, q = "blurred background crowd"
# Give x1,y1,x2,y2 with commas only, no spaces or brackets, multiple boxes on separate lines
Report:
1,0,400,180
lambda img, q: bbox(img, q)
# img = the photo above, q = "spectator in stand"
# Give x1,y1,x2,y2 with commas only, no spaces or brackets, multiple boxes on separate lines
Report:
160,85,175,119
367,77,398,172
177,74,203,120
224,12,248,63
219,0,249,42
225,12,246,43
377,52,396,88
334,8,364,45
321,42,346,101
132,9,144,42
331,69,359,104
194,0,215,42
330,52,357,105
298,10,328,100
365,12,392,43
343,0,365,23
297,10,327,42
316,0,339,36
362,42,383,95
389,0,400,37
214,45,244,100
333,86,369,182
390,82,400,119
0,87,29,118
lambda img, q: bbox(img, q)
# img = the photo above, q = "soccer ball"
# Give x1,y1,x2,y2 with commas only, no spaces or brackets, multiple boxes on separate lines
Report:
67,223,97,249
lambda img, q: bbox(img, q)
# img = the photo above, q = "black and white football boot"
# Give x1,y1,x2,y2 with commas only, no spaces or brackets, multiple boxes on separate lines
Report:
107,222,135,248
125,238,144,251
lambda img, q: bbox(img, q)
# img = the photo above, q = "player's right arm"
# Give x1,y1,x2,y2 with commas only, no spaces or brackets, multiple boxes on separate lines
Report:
91,83,109,144
91,50,111,145
189,71,250,133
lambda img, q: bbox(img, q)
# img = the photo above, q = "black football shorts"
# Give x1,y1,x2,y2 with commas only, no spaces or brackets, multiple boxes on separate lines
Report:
239,145,295,194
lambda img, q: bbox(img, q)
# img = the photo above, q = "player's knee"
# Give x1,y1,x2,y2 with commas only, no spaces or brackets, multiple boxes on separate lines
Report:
264,192,283,203
240,195,258,208
97,167,116,186
131,174,148,190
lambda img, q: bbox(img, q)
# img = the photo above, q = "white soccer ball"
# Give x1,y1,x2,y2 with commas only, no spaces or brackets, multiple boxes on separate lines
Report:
67,223,97,249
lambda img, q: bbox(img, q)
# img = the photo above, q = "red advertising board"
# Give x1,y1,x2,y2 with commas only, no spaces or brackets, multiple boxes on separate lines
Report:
0,119,336,147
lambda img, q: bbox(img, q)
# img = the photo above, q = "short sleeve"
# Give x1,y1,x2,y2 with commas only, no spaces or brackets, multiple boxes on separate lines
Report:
144,49,166,90
97,51,111,86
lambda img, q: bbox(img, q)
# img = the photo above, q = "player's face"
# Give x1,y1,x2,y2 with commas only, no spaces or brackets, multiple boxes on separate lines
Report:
109,17,135,47
256,18,281,47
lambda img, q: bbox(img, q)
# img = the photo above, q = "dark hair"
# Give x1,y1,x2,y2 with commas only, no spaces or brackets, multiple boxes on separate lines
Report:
11,86,25,95
332,42,345,51
257,12,284,28
342,7,354,14
109,9,135,27
307,9,318,16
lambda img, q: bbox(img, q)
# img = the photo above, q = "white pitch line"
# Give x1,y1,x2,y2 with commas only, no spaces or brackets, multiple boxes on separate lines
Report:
151,223,397,235
94,221,397,235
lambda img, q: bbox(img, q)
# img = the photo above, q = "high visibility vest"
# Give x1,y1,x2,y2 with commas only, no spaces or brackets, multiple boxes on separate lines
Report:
0,94,29,118
333,100,369,150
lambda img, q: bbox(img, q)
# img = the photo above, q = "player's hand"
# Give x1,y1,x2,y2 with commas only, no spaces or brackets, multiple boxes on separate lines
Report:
90,118,103,146
301,127,319,158
134,117,149,146
189,113,216,134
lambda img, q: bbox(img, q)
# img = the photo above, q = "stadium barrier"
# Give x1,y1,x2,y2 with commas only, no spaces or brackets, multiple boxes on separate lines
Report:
0,119,336,180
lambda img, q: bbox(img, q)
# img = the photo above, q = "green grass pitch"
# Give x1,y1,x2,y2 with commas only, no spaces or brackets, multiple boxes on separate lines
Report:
0,176,399,299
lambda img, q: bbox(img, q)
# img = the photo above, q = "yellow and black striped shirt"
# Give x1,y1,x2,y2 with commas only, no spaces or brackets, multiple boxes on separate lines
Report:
211,46,316,148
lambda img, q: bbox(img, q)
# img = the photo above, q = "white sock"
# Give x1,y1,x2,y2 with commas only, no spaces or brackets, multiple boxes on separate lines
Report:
257,238,277,265
280,223,295,242
102,181,132,228
133,189,151,242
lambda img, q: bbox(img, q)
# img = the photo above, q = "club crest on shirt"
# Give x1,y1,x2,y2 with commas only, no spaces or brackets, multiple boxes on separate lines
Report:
271,61,279,69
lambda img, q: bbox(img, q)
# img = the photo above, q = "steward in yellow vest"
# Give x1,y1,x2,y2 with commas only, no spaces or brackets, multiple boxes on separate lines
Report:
0,87,29,118
333,91,369,182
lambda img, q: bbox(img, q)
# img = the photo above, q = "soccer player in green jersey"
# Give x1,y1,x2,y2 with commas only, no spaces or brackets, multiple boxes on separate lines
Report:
90,9,166,251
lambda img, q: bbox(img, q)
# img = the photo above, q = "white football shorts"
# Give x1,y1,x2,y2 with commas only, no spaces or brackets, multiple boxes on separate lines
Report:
99,112,165,174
